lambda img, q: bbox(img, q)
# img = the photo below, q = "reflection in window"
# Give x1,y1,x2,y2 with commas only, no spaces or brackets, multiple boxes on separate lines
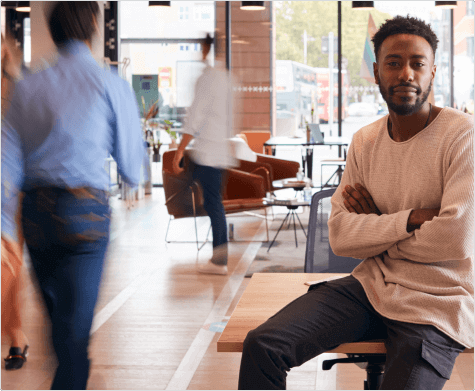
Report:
24,17,31,65
179,6,190,20
454,1,474,114
467,1,474,16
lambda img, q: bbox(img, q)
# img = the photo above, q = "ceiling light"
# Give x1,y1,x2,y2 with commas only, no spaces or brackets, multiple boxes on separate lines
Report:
435,1,457,9
16,2,30,12
1,1,30,12
149,1,171,6
240,2,265,11
351,1,374,10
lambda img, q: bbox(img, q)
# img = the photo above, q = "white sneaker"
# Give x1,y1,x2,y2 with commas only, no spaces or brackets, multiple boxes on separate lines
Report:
197,260,228,275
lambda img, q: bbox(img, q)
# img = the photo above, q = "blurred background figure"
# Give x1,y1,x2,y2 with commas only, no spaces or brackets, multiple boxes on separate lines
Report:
172,33,235,275
1,33,30,371
2,2,145,389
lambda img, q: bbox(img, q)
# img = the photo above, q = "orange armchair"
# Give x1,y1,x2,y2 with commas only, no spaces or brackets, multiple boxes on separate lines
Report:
240,131,273,155
235,154,300,192
162,150,271,248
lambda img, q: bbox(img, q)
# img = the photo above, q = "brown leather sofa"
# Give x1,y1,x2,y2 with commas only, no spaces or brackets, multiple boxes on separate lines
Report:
162,150,271,246
236,154,300,192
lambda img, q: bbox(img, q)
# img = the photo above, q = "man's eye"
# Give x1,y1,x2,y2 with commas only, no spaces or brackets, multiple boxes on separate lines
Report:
388,62,399,66
414,63,425,67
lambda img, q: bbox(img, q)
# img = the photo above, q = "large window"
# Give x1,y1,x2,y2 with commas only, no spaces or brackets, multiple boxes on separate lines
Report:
454,1,474,114
276,1,474,142
275,1,340,138
118,1,216,185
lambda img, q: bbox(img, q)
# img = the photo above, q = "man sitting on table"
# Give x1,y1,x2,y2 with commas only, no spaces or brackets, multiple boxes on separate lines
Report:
238,15,473,390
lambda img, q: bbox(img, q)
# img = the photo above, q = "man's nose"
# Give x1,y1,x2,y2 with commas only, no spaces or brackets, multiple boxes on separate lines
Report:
398,64,414,83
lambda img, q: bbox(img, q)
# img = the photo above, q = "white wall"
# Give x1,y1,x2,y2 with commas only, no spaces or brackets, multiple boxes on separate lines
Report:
31,1,104,68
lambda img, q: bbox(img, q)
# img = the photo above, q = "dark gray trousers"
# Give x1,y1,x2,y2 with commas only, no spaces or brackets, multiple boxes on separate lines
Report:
238,276,465,390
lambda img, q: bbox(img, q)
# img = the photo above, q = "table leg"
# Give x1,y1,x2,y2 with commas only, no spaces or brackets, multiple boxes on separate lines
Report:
295,212,307,238
267,210,291,252
306,147,313,180
292,212,298,247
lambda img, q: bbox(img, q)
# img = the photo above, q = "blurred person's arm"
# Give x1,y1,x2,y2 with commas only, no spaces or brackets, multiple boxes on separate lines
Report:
110,78,145,187
1,34,23,118
173,71,211,174
172,133,193,174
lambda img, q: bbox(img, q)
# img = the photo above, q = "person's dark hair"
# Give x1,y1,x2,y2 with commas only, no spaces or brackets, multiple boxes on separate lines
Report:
204,33,214,47
372,15,439,62
48,2,100,47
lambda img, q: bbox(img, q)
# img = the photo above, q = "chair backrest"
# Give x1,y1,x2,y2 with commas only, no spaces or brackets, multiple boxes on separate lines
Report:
304,188,362,273
240,131,271,154
162,150,207,219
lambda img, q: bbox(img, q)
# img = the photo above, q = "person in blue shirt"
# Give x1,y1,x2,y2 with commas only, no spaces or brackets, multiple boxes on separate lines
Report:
3,2,145,389
1,33,30,372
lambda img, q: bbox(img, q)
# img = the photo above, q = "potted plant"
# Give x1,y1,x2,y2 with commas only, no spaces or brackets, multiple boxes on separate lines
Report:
141,96,159,140
163,119,179,149
141,97,160,194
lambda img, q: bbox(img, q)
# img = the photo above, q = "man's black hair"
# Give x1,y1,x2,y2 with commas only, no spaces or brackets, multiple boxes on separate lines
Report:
372,15,439,62
48,2,100,47
204,33,214,47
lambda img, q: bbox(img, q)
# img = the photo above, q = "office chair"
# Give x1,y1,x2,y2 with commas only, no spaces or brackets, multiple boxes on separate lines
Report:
304,188,385,390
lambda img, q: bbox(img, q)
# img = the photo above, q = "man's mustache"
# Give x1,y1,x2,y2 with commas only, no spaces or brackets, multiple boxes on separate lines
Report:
389,84,422,95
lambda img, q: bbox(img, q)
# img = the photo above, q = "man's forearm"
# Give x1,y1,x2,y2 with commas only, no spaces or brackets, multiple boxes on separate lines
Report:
177,133,194,152
406,208,440,232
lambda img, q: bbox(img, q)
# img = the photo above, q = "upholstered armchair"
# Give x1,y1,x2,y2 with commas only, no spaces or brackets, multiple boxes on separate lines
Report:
162,149,271,248
240,131,273,155
236,155,300,192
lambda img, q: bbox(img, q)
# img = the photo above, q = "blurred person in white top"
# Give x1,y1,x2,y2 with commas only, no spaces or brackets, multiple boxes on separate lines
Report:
173,33,235,275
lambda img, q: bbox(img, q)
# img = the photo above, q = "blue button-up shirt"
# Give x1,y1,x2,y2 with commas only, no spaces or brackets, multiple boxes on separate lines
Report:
2,40,145,240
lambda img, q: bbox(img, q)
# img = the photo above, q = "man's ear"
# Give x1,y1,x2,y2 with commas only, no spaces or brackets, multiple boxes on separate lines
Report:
373,62,379,84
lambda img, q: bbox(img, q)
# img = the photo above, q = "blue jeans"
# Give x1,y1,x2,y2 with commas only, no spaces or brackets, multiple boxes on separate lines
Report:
22,187,110,390
191,162,227,264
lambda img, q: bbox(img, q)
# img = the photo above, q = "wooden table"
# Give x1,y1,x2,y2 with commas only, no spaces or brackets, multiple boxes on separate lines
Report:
218,273,386,354
217,273,474,355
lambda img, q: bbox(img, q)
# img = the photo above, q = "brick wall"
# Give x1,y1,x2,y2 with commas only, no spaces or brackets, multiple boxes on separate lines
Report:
216,1,274,135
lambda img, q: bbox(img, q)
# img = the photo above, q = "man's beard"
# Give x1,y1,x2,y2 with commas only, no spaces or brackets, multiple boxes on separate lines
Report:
378,81,432,116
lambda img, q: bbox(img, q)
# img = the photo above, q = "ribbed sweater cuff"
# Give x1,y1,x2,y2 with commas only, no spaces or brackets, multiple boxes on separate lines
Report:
396,208,414,239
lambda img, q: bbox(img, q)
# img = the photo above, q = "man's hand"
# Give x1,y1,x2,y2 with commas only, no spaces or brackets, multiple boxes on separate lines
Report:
172,149,185,174
406,208,440,232
342,183,381,215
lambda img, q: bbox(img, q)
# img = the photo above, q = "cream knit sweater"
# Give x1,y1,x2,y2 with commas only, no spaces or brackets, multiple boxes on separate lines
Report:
328,107,474,348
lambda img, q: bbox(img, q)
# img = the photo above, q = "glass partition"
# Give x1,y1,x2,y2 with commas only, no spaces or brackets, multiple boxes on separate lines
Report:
119,1,216,186
453,1,474,114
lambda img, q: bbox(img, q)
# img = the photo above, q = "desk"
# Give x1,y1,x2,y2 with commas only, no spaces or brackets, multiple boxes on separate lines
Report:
217,273,384,353
218,273,474,354
264,136,350,181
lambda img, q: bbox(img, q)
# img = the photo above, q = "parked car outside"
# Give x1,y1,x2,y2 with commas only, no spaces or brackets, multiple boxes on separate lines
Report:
347,102,378,117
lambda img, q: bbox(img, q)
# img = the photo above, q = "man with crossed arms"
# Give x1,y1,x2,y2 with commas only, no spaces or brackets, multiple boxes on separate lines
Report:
238,15,473,390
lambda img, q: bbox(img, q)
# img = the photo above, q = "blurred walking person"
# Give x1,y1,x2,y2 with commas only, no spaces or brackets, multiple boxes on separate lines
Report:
1,33,30,371
172,34,235,275
3,2,145,389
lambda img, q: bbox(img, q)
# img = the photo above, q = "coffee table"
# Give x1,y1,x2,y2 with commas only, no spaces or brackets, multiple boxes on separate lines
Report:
264,197,311,251
272,177,312,191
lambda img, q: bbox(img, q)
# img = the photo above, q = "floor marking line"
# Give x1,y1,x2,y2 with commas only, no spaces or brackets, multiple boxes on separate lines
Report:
165,221,265,391
90,266,161,335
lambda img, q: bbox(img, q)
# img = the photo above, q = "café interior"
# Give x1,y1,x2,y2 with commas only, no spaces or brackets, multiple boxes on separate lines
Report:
1,1,474,390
